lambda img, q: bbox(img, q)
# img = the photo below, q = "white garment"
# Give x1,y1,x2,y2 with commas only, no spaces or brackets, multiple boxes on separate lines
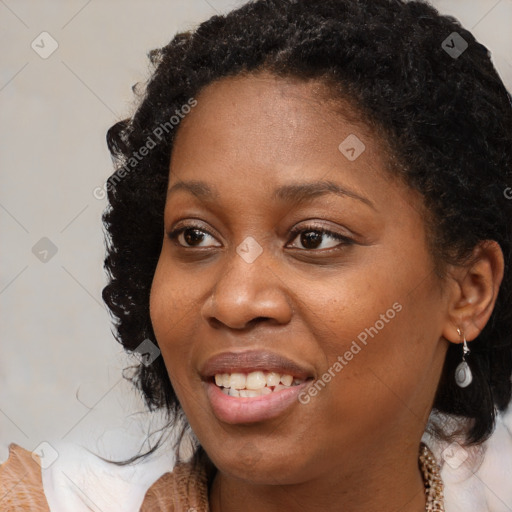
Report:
41,407,512,511
41,440,175,512
423,406,512,512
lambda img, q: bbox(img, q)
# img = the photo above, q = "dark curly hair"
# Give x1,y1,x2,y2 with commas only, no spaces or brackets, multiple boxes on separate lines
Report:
102,0,512,464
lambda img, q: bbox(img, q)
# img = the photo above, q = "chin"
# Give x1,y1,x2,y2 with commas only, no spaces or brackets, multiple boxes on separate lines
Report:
207,444,313,485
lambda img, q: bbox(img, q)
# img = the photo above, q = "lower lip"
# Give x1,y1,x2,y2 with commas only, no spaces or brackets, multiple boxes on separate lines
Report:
205,380,310,424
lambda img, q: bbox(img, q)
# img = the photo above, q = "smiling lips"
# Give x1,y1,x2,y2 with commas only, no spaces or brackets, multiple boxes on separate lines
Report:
201,350,314,423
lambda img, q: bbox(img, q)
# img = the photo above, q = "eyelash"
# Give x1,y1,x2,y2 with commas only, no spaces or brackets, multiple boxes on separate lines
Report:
167,222,354,251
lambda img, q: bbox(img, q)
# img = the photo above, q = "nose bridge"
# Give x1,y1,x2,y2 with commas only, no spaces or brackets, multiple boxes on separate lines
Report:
202,234,293,329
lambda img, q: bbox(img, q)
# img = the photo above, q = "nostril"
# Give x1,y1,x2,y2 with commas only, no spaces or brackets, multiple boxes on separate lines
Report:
251,316,271,324
207,316,272,330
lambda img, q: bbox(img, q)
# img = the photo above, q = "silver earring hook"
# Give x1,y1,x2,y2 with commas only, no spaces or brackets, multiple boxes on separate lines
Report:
455,327,472,388
457,327,470,360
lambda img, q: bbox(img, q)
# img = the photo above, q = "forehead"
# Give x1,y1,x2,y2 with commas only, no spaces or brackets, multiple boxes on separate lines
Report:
174,71,376,155
167,70,402,207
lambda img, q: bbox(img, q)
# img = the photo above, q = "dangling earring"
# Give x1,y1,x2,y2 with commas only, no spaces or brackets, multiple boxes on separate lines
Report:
455,327,473,388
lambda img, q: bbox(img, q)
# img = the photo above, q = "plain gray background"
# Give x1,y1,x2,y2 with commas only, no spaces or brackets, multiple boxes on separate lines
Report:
1,0,512,463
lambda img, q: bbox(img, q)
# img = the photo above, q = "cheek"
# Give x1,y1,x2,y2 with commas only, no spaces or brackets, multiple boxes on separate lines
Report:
149,258,201,382
150,246,208,329
303,244,442,431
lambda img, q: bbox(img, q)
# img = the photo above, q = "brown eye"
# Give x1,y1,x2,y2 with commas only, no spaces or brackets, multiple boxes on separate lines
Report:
182,228,207,246
288,226,353,251
297,231,324,250
167,224,221,248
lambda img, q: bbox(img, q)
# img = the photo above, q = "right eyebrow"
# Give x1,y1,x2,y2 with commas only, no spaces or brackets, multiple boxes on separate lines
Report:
167,180,219,201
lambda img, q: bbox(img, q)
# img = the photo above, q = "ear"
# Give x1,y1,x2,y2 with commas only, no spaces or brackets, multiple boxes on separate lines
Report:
442,240,504,344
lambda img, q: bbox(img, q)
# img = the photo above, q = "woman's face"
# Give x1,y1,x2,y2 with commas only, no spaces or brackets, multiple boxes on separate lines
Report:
149,70,450,484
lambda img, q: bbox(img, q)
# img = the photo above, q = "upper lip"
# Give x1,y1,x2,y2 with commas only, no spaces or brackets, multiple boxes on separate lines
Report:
200,349,314,380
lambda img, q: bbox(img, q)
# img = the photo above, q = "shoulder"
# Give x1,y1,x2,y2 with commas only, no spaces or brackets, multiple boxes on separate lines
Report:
0,443,50,511
140,459,210,512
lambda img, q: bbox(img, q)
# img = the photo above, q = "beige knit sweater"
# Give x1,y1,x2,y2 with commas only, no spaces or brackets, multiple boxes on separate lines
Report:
0,443,210,511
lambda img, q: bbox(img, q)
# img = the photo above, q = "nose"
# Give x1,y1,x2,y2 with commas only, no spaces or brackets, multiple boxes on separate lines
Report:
200,243,294,330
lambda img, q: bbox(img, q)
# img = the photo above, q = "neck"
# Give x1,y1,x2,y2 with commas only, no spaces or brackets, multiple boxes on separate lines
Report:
209,440,427,512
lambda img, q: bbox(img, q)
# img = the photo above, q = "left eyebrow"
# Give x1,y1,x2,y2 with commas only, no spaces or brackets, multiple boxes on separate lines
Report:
273,180,375,210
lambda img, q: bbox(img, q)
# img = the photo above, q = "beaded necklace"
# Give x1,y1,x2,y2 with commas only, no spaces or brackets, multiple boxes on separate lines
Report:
419,442,445,511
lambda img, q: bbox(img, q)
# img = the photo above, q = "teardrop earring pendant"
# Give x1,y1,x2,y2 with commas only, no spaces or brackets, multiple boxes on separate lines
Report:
455,327,473,388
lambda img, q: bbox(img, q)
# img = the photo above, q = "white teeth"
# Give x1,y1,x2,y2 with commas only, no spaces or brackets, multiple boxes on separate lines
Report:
239,387,274,397
266,372,281,387
280,374,293,386
214,370,306,397
243,389,261,397
246,371,266,390
229,373,246,389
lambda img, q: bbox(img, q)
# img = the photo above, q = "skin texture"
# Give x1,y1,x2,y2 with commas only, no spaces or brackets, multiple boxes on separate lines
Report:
149,70,504,512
